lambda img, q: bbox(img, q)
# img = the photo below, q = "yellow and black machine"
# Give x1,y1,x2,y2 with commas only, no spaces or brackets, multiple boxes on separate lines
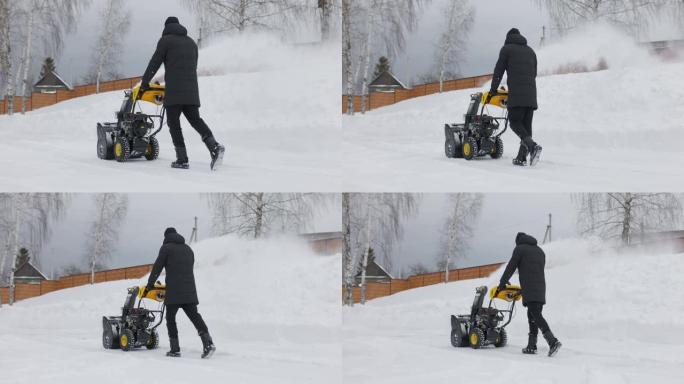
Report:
450,284,522,349
97,83,166,163
102,283,166,352
444,87,509,161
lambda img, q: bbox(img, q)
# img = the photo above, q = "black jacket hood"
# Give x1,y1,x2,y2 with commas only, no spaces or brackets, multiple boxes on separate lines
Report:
515,232,537,246
162,23,188,37
505,32,527,46
164,232,186,245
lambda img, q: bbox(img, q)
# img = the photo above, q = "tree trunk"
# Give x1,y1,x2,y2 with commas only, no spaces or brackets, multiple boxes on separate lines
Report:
359,194,373,304
319,0,332,41
0,0,12,115
342,193,353,306
8,195,20,305
342,0,354,115
254,193,264,238
621,193,633,246
19,10,35,114
359,14,373,115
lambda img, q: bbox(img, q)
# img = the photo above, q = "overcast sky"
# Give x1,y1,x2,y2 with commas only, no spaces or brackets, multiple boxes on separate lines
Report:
37,194,340,278
393,0,551,84
57,0,196,85
391,193,578,277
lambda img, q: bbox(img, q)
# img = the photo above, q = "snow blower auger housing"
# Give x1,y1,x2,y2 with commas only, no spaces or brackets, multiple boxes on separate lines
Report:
450,284,521,349
444,87,509,160
96,83,166,163
102,283,166,352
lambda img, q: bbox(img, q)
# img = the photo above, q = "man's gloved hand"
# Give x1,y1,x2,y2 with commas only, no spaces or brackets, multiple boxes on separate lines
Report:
142,284,153,296
497,282,507,293
486,89,497,104
139,82,150,95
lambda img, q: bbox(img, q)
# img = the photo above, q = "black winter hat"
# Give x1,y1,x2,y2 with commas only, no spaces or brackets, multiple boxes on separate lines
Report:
165,16,179,26
164,227,177,236
507,28,520,36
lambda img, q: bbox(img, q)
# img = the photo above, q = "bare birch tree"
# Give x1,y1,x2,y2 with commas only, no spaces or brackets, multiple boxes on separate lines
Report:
0,0,14,115
205,193,331,238
0,193,69,304
89,0,131,93
536,0,684,38
83,193,128,284
342,0,354,114
573,193,682,245
435,0,473,92
349,193,419,304
342,192,354,305
440,193,482,282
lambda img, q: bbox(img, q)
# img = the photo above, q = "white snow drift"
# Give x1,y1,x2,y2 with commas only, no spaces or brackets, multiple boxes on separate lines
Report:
343,238,684,384
343,26,684,192
0,34,341,192
0,235,341,384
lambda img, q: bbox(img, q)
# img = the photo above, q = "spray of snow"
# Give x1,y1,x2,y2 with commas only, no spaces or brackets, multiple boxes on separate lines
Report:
537,22,658,75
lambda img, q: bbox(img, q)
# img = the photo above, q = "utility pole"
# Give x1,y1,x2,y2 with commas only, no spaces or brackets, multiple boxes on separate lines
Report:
189,216,198,244
543,213,552,244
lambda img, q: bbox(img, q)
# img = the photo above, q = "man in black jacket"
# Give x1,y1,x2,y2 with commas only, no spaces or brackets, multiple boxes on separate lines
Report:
490,28,542,167
141,16,225,170
498,232,561,356
146,227,216,359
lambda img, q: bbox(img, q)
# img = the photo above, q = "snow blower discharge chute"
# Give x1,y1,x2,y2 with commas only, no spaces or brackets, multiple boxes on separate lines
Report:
102,283,166,352
450,284,521,349
97,83,166,163
444,87,509,160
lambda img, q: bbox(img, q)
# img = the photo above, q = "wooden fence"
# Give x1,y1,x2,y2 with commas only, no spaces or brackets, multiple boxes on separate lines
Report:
0,263,153,305
342,74,493,114
0,76,143,115
345,262,504,304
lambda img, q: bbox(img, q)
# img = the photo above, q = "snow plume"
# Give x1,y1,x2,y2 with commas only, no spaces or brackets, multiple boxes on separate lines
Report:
537,22,658,75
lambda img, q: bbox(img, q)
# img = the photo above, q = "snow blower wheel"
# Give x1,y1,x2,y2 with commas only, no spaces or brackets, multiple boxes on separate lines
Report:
463,137,478,160
120,329,134,352
145,137,160,161
146,330,159,350
469,328,485,349
96,83,166,164
444,87,509,162
450,285,521,351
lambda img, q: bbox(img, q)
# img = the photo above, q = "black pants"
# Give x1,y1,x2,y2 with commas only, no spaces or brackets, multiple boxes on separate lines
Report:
508,107,535,159
526,302,551,336
166,303,209,339
166,105,214,148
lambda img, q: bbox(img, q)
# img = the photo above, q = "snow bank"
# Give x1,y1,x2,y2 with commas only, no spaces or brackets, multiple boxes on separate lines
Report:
0,235,341,383
344,238,684,383
536,22,658,75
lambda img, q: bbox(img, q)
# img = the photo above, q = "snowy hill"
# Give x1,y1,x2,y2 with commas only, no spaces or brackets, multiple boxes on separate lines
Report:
0,34,341,192
343,238,684,384
0,236,341,384
343,24,684,192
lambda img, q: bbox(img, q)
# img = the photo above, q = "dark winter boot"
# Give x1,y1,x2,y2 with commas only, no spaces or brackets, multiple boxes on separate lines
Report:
513,143,528,166
199,332,216,359
523,137,542,167
166,338,181,357
203,136,225,171
543,330,562,357
171,147,189,169
522,333,537,354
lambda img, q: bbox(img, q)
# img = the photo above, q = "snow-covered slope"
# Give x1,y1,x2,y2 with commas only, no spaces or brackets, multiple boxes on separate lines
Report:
343,28,684,192
0,34,341,192
0,236,341,384
343,239,684,384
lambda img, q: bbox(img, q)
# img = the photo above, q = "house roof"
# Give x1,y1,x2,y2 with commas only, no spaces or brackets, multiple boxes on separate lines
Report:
14,260,48,280
369,71,408,89
356,259,393,279
34,70,72,90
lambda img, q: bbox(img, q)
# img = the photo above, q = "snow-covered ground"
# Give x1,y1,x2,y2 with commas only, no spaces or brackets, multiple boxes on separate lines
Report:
343,238,684,384
0,34,341,192
343,25,684,192
0,236,341,384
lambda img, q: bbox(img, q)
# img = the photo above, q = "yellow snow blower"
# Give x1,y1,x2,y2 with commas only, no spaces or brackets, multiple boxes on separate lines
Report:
450,284,521,349
444,87,510,160
97,83,166,163
102,282,166,351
